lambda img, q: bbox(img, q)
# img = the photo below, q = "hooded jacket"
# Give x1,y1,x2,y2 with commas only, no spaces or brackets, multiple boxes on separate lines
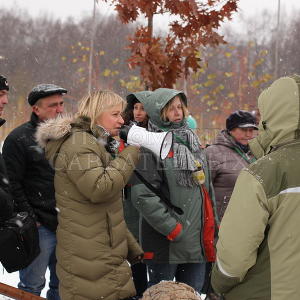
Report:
130,88,215,264
36,115,143,300
211,75,300,300
123,91,152,240
205,130,255,220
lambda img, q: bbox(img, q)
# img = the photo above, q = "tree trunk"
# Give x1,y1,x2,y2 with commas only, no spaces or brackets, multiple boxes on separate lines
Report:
145,12,153,91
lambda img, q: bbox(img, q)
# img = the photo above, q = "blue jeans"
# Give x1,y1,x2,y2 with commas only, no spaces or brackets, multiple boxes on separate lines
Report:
147,262,206,293
18,226,60,300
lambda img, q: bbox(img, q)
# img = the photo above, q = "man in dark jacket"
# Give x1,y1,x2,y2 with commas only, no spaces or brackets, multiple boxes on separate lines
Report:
0,75,13,221
2,84,67,300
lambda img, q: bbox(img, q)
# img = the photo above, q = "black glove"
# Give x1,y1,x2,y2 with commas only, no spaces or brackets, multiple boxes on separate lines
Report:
119,125,131,143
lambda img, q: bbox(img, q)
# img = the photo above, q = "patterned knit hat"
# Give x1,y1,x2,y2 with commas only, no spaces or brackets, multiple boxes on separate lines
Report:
141,281,202,300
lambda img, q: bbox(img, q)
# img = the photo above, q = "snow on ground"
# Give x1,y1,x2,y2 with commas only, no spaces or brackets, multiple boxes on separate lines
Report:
0,265,49,299
0,265,206,299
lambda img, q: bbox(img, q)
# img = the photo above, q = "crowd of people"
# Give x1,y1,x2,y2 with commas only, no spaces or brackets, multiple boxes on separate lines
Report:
0,73,300,300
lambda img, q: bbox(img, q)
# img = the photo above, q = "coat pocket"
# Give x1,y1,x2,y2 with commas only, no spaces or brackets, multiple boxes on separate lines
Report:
106,211,126,249
106,212,114,248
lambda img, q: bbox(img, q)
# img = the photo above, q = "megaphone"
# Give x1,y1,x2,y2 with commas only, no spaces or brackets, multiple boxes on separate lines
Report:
120,125,173,159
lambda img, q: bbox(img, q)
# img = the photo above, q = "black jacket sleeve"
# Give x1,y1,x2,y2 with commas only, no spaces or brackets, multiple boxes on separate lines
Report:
2,134,35,217
0,154,13,221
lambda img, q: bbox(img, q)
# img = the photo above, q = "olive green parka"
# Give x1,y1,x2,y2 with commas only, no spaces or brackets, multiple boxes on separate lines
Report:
211,75,300,300
36,115,143,300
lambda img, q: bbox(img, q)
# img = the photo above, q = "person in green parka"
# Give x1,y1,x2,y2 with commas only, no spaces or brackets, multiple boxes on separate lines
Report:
130,88,216,294
211,75,300,300
36,90,143,300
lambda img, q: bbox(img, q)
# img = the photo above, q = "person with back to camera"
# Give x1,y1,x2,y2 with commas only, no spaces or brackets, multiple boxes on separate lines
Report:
130,88,217,294
3,83,67,300
122,91,152,299
35,90,143,300
211,75,300,300
205,110,258,221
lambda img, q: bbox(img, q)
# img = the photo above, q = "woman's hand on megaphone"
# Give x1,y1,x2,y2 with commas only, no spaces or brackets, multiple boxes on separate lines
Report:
119,124,141,148
119,125,130,143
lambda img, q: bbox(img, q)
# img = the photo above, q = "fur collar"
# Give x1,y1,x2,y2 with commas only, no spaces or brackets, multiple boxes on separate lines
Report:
35,114,74,148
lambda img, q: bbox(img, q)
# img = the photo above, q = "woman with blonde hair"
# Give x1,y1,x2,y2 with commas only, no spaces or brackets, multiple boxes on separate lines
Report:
36,90,143,300
130,88,216,294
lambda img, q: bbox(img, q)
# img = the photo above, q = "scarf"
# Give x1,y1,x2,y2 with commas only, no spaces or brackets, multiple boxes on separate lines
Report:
148,120,205,187
236,141,249,153
93,125,120,156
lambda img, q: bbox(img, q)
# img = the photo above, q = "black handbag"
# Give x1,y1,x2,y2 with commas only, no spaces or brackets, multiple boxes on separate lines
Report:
0,212,40,273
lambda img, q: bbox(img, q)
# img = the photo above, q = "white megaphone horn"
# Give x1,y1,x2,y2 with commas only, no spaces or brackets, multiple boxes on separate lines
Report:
120,125,173,159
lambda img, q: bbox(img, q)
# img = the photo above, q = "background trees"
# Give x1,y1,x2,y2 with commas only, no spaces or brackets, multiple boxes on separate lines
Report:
0,5,299,143
105,0,238,90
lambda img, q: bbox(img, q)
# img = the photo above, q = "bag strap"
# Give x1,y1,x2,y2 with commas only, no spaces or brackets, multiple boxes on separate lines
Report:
134,170,183,215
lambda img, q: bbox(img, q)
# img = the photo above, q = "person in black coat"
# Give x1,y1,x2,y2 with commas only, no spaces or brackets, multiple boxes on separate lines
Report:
122,91,151,299
2,83,67,300
0,75,13,221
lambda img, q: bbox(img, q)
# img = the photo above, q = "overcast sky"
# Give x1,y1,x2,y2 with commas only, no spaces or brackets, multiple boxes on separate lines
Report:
1,0,300,29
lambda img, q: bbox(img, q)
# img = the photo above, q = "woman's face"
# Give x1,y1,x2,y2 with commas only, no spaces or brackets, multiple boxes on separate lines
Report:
96,104,124,136
165,96,183,123
230,127,255,145
133,102,147,123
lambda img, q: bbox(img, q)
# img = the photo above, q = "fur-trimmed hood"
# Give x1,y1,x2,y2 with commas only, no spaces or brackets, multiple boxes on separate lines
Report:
35,114,117,166
36,114,74,149
35,114,74,167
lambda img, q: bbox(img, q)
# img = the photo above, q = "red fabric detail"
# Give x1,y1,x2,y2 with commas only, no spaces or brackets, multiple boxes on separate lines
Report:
143,252,154,260
167,223,182,241
167,150,174,158
118,139,125,152
202,185,216,262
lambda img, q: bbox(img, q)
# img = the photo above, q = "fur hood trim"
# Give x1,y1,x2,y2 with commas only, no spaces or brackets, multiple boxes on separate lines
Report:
35,114,74,148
